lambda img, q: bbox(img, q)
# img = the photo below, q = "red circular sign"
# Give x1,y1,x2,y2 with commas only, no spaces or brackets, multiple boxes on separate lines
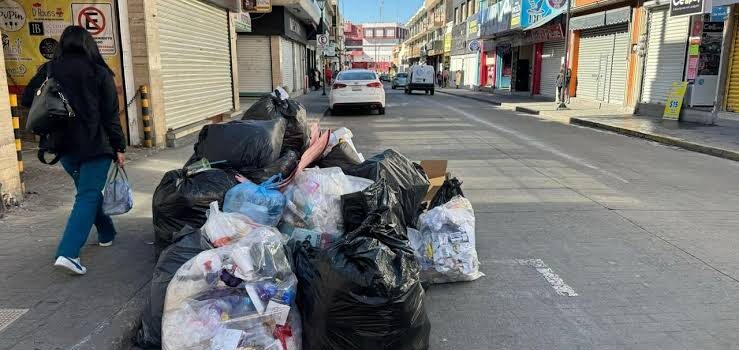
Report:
77,6,106,35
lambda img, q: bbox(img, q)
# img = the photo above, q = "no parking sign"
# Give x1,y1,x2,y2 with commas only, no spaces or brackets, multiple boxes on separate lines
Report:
72,3,116,55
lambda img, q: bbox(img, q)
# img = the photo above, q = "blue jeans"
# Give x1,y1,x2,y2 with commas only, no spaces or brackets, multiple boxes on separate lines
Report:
57,155,116,258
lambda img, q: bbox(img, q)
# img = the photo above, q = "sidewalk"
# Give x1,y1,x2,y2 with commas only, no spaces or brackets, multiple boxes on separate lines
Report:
0,90,326,350
438,88,739,161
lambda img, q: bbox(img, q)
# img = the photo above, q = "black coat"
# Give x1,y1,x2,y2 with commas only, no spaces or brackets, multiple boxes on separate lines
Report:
21,54,126,160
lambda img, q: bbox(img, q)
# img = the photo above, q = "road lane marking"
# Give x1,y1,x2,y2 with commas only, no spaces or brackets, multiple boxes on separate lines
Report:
429,99,630,184
516,259,580,297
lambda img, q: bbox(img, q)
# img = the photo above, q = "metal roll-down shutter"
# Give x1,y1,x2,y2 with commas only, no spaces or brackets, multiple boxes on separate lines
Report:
158,0,233,130
237,35,273,95
640,7,689,104
540,41,565,98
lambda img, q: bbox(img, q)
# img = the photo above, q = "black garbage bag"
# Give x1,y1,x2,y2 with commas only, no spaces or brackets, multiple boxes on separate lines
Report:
152,169,237,254
243,95,310,154
243,94,283,120
239,150,299,184
317,142,363,171
341,178,405,235
291,209,431,350
346,149,430,229
429,176,464,209
190,119,285,170
134,226,212,348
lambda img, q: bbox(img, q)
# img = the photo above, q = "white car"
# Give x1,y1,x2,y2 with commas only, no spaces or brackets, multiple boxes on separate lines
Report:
329,69,386,115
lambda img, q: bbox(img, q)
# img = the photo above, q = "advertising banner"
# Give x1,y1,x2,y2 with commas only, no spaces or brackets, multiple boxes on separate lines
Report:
1,0,123,93
1,0,126,136
670,0,704,17
520,0,568,29
663,82,688,120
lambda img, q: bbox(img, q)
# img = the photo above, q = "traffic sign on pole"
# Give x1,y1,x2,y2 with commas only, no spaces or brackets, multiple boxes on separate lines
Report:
317,34,329,48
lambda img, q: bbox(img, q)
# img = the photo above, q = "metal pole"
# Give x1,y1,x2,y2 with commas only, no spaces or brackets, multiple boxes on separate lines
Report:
321,5,327,96
712,7,736,124
558,0,572,110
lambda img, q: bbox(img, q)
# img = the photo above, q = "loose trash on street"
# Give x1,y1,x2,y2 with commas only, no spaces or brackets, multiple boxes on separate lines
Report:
140,91,480,350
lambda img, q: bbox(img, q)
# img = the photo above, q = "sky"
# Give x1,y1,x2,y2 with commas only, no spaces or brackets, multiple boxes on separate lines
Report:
340,0,424,25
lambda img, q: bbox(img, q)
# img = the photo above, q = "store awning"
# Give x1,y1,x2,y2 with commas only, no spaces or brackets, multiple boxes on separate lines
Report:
570,7,630,31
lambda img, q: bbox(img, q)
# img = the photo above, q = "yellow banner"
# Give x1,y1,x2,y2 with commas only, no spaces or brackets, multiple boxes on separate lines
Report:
663,82,688,120
1,0,123,93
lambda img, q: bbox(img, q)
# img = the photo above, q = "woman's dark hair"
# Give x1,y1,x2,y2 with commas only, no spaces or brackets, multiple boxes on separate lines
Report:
54,25,113,74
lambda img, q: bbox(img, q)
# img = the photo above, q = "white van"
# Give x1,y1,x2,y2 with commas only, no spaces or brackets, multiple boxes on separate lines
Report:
406,65,435,95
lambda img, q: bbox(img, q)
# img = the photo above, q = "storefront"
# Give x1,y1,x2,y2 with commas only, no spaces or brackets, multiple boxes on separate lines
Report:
725,9,739,111
238,6,311,96
531,23,566,98
570,7,631,105
450,22,467,86
639,6,690,105
479,0,522,90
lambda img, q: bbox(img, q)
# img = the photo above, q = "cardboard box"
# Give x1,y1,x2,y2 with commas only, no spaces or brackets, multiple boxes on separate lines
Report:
420,160,448,203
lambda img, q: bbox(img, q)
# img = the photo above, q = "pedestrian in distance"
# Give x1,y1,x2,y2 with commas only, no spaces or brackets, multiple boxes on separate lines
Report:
555,66,571,104
21,26,126,276
325,65,334,86
437,70,443,87
442,69,449,88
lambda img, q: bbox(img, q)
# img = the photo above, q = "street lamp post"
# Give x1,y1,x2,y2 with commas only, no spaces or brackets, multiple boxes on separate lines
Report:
558,0,572,110
317,0,327,96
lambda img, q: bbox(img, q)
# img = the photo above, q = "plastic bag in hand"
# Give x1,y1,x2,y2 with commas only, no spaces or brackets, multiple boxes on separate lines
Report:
417,196,483,283
162,230,301,350
202,202,261,247
102,165,133,216
224,175,286,227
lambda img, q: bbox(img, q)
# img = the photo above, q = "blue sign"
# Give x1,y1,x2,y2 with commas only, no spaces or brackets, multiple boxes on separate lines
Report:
711,6,729,22
520,0,568,29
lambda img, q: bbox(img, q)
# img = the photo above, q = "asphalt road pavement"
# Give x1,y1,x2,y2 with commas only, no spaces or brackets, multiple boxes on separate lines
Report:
321,84,739,350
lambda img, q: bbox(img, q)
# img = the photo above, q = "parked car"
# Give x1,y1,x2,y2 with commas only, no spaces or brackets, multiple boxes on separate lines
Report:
406,65,435,95
379,73,390,81
329,69,386,115
392,73,408,90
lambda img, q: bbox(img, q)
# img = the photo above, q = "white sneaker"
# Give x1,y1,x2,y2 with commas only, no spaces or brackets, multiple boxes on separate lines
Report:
99,241,113,247
54,256,87,275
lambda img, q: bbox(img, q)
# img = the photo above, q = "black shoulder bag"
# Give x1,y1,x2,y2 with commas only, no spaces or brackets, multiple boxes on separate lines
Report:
26,63,76,165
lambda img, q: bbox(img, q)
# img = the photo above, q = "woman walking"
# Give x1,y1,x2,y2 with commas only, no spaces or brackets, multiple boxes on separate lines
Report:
22,26,126,275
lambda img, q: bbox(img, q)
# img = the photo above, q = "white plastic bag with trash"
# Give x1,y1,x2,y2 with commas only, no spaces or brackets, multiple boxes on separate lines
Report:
280,167,373,238
202,202,262,247
162,228,301,350
412,196,483,283
323,127,364,162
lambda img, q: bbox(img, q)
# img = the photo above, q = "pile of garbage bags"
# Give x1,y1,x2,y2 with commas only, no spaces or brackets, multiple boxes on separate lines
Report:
136,90,481,349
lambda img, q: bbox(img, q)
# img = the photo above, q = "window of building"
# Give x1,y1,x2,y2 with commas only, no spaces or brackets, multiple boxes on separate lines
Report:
366,29,374,38
461,3,466,19
387,28,396,38
455,7,460,24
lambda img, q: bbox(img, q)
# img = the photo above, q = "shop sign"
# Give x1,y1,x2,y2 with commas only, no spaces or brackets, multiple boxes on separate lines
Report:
527,23,563,43
2,0,122,89
444,31,452,52
242,0,272,13
468,40,481,52
233,11,251,32
521,0,568,29
481,0,522,36
670,0,705,17
699,22,723,76
663,82,688,120
710,6,728,22
468,19,479,37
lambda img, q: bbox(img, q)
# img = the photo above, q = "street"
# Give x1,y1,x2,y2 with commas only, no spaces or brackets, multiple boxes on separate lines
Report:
1,87,739,350
325,85,739,350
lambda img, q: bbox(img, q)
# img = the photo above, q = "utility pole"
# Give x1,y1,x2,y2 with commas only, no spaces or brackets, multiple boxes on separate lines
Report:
557,0,571,110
